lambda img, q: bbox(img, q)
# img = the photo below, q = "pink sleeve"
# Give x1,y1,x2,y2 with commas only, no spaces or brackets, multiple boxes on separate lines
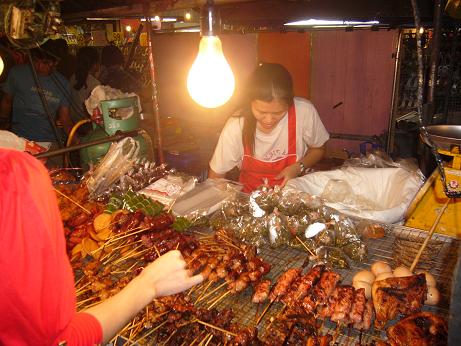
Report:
55,312,103,346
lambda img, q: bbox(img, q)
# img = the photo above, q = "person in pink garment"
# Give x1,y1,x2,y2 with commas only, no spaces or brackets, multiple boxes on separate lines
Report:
0,148,203,345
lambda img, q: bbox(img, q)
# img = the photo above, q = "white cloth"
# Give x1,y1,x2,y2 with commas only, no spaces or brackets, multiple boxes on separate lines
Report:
210,97,329,174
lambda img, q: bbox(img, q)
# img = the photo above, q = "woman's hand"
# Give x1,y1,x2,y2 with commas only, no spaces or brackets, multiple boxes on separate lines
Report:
138,250,204,299
275,162,302,187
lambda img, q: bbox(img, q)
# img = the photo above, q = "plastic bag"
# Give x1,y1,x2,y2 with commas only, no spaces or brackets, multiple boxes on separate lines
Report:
285,165,425,224
86,137,140,199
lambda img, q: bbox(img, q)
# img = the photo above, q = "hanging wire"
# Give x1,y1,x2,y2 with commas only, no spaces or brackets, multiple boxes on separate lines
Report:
410,0,461,198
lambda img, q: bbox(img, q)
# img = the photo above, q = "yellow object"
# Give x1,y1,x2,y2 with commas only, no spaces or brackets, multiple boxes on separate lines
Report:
65,119,91,167
187,35,235,108
405,147,461,237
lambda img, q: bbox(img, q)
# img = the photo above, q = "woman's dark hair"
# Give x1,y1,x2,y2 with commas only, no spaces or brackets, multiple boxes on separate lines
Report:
241,63,294,153
73,47,99,91
101,44,124,68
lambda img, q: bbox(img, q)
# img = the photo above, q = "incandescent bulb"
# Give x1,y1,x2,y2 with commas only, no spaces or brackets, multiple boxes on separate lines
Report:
0,56,4,77
187,36,235,108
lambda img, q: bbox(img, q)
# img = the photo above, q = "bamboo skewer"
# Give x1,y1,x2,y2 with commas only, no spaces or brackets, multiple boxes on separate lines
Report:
295,235,316,257
134,320,168,344
196,281,228,303
195,280,214,302
256,299,275,325
54,188,91,214
410,198,450,272
207,290,231,309
195,319,238,337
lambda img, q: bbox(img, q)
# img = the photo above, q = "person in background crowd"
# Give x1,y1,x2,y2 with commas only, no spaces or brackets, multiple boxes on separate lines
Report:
70,46,101,123
0,40,73,167
0,148,204,345
100,43,142,93
54,38,77,81
208,63,329,193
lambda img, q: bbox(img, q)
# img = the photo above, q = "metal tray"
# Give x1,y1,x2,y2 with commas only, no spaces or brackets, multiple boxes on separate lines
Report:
190,225,459,345
115,225,459,345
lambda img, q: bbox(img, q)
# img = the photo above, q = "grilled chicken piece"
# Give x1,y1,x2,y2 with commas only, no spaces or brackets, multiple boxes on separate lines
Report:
269,268,302,301
349,287,367,324
284,264,324,306
353,299,373,330
302,271,341,314
372,274,427,329
331,285,355,323
387,311,447,346
252,280,271,303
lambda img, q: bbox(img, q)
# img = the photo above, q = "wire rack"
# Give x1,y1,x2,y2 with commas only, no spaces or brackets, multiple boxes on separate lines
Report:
190,225,459,345
115,225,459,345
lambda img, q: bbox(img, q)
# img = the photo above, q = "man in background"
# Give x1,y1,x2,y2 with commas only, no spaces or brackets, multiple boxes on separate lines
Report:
0,40,73,167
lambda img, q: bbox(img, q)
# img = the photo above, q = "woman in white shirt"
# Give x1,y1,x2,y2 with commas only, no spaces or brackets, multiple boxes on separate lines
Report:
209,63,329,193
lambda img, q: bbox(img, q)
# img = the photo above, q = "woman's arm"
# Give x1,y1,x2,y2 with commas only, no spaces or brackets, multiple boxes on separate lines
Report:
83,250,203,344
276,144,326,186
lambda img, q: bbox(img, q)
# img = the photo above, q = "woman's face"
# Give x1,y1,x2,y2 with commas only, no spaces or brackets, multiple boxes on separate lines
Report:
251,99,289,133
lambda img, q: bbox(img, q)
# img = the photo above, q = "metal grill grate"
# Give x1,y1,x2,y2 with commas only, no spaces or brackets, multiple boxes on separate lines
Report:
115,225,459,345
190,225,459,344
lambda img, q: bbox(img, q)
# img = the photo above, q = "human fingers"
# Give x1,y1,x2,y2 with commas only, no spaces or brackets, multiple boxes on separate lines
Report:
187,273,204,287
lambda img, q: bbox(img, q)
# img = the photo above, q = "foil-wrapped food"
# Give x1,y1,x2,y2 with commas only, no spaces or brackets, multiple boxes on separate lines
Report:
205,185,369,268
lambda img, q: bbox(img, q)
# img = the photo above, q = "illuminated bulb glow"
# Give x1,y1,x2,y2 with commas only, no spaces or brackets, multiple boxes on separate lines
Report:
185,12,192,20
125,25,132,32
187,36,235,108
0,56,4,77
419,27,425,34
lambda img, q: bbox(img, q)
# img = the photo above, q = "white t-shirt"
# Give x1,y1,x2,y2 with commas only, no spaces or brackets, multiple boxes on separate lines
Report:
210,97,329,174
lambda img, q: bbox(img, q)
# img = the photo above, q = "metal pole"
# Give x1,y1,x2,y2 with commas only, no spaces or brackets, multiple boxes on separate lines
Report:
35,129,141,158
144,3,164,164
386,29,403,154
124,23,144,71
427,0,443,105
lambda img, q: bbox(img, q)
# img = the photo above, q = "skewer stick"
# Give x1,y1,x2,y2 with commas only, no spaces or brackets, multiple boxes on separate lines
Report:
106,227,148,244
207,290,231,309
331,322,343,345
202,333,214,346
295,235,316,257
256,299,275,325
195,280,214,302
196,281,227,303
153,244,161,257
54,188,91,214
134,320,168,344
410,199,450,272
195,319,238,337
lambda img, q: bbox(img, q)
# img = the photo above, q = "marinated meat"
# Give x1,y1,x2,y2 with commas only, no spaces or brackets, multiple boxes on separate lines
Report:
252,280,271,303
269,268,302,301
372,274,427,329
302,271,341,314
331,285,354,323
387,312,447,346
349,287,367,324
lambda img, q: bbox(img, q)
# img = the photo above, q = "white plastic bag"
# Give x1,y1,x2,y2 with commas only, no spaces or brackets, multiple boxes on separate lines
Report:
285,166,424,224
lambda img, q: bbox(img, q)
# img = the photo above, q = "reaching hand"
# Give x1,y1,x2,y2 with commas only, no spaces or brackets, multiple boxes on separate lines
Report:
275,162,302,187
139,250,203,298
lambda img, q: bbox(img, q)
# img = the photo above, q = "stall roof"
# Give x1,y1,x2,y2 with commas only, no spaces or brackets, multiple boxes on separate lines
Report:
60,0,436,30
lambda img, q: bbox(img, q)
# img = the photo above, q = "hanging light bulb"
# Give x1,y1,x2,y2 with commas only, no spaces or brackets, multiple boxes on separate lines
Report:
0,56,4,77
187,0,235,108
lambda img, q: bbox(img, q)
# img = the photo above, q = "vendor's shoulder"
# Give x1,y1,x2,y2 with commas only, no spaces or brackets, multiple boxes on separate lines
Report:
294,96,315,109
225,114,245,128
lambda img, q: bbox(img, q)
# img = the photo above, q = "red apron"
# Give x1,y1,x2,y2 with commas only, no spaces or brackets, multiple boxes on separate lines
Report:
239,105,297,193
